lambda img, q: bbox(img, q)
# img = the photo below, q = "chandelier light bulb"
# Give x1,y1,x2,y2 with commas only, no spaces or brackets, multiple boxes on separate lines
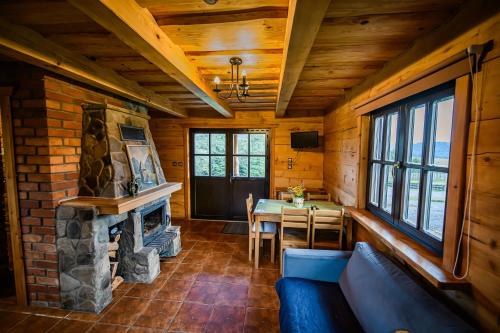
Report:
214,76,221,85
241,69,247,77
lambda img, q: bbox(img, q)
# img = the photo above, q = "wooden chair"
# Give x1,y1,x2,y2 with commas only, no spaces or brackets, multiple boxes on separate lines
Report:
306,192,331,201
246,194,277,263
280,208,310,272
278,191,294,200
311,208,344,249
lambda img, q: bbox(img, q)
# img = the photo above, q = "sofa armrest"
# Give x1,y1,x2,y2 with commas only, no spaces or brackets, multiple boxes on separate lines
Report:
283,249,352,283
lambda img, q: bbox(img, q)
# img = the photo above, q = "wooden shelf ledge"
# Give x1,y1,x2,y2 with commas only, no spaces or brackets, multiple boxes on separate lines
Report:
59,182,183,215
348,208,469,290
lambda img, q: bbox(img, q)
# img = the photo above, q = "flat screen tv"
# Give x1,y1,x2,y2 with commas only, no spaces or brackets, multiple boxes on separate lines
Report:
291,131,318,149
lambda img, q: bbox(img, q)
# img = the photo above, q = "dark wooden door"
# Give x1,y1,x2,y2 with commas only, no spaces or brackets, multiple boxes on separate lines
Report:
229,129,269,220
190,129,270,220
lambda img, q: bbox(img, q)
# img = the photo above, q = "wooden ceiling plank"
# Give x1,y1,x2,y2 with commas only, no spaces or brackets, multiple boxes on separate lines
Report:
156,7,288,25
0,18,186,117
69,0,233,118
137,0,289,16
325,0,464,18
160,18,286,52
275,0,331,117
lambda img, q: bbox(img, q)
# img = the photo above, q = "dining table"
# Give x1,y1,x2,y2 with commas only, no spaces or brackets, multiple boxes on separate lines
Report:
252,199,351,269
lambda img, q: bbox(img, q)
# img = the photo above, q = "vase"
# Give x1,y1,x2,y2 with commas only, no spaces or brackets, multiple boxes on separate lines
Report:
293,196,304,208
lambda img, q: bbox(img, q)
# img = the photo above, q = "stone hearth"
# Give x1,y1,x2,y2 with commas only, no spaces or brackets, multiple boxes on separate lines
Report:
56,104,181,313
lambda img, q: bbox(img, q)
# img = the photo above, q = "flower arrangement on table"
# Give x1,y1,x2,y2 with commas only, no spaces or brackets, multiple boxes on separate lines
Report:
288,184,306,208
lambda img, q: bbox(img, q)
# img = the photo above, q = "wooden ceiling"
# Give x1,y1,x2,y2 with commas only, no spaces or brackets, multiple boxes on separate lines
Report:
286,0,465,116
138,0,288,114
0,0,465,118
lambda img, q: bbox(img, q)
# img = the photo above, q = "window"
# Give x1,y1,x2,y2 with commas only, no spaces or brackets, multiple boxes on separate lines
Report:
233,132,266,178
193,132,226,177
367,83,454,253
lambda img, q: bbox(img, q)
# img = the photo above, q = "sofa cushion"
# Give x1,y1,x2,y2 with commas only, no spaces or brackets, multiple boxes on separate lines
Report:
276,277,364,333
339,242,476,333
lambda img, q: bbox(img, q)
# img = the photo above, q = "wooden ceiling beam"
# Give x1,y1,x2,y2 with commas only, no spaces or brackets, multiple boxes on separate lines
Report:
156,7,288,26
275,0,331,117
69,0,234,118
0,18,187,117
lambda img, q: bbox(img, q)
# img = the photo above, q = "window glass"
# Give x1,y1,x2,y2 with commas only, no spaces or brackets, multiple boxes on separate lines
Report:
250,134,266,155
407,105,425,164
381,165,394,213
233,156,249,177
402,168,420,227
210,156,225,177
385,113,398,162
372,117,384,160
210,133,226,155
194,133,209,154
250,156,265,178
423,172,448,240
194,155,209,176
369,163,381,206
429,97,454,167
367,85,454,252
233,134,249,155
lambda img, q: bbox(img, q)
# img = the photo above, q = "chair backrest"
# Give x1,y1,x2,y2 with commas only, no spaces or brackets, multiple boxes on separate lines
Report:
278,191,294,200
312,208,344,230
246,193,254,231
281,208,311,246
281,208,310,229
306,192,331,201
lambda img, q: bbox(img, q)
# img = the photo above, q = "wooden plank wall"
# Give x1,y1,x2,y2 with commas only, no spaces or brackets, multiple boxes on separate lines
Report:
150,111,324,219
323,3,500,331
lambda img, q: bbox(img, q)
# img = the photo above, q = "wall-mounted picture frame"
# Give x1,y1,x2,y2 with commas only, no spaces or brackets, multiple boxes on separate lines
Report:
125,144,159,192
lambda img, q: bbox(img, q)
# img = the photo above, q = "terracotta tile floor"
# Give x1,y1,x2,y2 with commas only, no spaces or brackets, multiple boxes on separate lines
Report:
0,220,281,333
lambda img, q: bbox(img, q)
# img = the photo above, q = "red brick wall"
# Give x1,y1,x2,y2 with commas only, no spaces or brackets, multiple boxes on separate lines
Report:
1,64,130,307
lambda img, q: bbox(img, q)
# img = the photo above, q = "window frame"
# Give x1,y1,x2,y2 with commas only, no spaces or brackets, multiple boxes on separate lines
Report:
192,130,228,178
231,129,268,179
367,82,455,254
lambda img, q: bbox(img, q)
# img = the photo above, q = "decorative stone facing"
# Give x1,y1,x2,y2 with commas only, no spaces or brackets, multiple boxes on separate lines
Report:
78,104,166,198
56,206,115,313
78,107,114,197
55,196,180,312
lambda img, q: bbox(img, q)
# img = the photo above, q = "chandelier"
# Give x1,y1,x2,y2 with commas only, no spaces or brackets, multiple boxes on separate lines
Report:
212,57,250,102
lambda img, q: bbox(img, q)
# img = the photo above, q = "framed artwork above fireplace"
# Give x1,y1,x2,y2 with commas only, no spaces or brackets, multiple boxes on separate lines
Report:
126,144,160,192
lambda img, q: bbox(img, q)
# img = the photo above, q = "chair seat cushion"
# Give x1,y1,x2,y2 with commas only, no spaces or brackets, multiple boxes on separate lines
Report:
252,222,277,234
276,277,363,333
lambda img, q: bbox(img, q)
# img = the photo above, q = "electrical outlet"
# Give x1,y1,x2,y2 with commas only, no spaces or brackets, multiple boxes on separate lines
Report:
288,158,293,169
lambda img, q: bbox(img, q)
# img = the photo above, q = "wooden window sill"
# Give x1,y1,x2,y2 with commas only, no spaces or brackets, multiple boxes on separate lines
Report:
348,208,469,290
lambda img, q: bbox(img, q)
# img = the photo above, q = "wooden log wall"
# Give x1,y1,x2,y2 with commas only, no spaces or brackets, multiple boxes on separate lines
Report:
149,111,324,219
323,3,500,331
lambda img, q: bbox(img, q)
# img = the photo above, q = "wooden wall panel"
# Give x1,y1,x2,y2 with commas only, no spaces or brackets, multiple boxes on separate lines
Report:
150,111,324,220
323,5,500,331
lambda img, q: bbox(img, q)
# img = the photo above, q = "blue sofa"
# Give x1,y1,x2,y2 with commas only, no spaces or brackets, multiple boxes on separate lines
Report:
276,242,476,333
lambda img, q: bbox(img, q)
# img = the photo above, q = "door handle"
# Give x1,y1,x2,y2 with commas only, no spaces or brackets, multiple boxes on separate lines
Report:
392,161,401,178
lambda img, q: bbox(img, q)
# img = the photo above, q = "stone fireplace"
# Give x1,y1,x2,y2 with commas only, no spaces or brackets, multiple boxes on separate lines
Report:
55,104,182,313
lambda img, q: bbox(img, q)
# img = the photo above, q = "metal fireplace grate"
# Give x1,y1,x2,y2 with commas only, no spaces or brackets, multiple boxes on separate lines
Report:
146,230,177,255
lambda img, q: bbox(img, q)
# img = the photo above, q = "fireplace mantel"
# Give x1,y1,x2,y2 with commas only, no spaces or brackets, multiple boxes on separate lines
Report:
59,182,182,215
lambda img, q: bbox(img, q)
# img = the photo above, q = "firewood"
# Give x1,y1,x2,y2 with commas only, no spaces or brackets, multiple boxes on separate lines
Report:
111,276,124,291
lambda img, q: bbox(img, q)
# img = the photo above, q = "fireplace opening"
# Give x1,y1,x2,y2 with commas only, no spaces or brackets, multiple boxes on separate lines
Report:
142,202,166,245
